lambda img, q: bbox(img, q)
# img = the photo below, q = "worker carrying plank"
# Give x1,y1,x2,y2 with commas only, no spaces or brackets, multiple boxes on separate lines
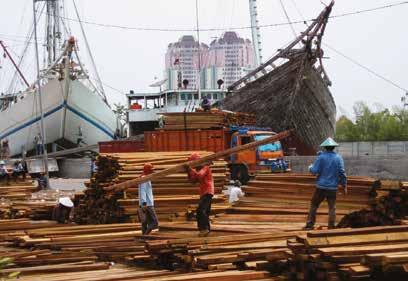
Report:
304,138,347,230
138,163,159,235
185,152,214,237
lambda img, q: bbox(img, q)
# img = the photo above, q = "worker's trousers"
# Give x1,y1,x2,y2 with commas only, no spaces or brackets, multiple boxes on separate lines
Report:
196,194,213,231
306,188,337,228
138,206,159,235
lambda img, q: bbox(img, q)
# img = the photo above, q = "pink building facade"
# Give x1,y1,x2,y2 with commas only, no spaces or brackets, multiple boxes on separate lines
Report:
165,32,255,90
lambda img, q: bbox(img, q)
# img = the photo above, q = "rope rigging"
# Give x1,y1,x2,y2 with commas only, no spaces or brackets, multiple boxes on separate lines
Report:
29,1,408,33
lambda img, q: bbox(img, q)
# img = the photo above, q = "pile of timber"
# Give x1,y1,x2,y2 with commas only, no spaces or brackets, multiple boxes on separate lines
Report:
74,152,229,224
212,173,377,229
287,225,408,280
338,180,407,228
74,156,126,224
141,173,379,271
0,178,37,201
161,111,256,130
0,178,59,220
0,219,278,281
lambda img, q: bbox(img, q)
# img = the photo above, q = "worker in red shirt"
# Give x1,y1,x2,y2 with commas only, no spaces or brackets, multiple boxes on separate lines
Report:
185,152,214,237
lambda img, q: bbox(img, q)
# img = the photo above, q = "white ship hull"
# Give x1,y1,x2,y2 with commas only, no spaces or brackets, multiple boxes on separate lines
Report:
0,77,117,156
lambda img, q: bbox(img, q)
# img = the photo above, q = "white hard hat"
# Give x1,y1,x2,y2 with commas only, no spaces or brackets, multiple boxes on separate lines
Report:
0,160,5,165
59,197,74,208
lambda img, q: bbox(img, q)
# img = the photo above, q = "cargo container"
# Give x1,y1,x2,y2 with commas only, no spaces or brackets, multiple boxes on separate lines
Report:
145,126,285,183
99,140,144,154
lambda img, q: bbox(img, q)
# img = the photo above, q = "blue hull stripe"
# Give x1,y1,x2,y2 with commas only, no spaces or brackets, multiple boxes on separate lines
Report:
0,103,114,140
66,104,115,139
0,103,65,140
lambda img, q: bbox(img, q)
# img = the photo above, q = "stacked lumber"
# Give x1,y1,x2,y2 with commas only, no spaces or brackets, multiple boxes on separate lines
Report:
0,178,37,201
0,219,281,280
214,173,376,228
286,225,408,280
338,180,407,228
74,156,126,224
161,111,256,130
16,268,275,281
0,178,63,220
75,152,229,224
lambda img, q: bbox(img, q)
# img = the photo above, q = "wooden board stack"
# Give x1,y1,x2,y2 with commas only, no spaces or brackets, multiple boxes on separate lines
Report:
140,173,378,272
0,219,279,281
74,152,229,224
287,225,408,280
338,179,407,228
0,178,58,220
215,173,376,229
161,111,256,130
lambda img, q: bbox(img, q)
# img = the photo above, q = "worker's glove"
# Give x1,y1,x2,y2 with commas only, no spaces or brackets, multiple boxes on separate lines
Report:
343,185,348,195
308,164,313,170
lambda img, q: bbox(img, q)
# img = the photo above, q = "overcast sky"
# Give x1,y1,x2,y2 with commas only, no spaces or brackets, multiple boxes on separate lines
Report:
0,0,407,118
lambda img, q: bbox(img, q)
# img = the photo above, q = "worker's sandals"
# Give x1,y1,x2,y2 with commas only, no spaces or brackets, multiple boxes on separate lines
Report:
198,230,210,237
302,225,314,231
145,225,159,235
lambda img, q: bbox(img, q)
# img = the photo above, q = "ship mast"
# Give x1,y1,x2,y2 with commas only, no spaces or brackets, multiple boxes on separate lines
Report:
249,0,263,67
44,0,62,67
33,0,50,187
195,0,202,100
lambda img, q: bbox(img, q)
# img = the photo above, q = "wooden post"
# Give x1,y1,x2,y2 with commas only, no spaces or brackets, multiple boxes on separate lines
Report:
104,130,292,192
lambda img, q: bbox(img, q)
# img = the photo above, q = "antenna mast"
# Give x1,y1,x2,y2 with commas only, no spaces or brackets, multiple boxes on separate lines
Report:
249,0,263,67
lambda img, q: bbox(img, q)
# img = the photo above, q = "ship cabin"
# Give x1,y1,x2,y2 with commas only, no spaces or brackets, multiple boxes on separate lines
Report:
127,89,227,136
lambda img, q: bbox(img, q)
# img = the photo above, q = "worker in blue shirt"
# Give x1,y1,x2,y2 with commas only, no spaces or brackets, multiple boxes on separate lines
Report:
304,137,347,230
138,163,159,235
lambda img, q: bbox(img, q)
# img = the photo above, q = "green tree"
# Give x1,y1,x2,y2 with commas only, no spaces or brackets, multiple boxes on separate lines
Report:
335,102,408,141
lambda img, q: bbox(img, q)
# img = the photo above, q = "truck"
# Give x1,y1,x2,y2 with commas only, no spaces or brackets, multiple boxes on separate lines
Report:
144,126,287,184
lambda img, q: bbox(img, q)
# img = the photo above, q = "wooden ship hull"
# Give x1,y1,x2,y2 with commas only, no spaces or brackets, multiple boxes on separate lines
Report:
222,2,336,155
222,54,336,155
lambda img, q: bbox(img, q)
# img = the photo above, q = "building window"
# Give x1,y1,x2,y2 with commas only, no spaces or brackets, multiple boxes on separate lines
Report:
194,94,199,100
213,93,218,100
181,93,186,100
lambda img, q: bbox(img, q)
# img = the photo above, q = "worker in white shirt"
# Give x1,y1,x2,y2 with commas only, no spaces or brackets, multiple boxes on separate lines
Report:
228,180,245,204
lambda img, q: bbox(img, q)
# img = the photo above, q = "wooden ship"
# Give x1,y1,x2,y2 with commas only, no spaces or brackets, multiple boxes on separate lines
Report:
222,1,336,155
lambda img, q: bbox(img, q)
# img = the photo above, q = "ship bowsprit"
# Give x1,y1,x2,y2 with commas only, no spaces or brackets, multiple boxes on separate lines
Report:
222,53,336,155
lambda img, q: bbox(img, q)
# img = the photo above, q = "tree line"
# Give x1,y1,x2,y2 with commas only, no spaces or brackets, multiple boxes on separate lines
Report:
335,102,408,142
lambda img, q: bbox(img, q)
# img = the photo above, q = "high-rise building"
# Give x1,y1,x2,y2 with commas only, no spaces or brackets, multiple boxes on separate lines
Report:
164,32,255,91
165,35,208,90
204,32,255,89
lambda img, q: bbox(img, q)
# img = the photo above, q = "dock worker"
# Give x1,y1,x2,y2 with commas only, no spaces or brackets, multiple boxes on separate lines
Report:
304,138,347,230
201,97,211,112
138,163,159,235
0,160,10,185
228,180,245,204
34,134,43,155
52,197,74,224
11,160,26,181
37,172,48,190
185,152,214,237
90,157,98,178
1,139,10,160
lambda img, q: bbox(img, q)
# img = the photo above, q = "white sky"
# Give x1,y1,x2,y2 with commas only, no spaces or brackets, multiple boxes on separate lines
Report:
0,0,407,118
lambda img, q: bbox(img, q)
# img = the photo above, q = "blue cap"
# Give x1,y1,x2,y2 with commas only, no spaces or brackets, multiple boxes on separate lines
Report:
320,137,339,147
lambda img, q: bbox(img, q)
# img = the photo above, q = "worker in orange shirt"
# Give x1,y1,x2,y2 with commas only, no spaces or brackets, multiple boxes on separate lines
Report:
185,152,214,237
